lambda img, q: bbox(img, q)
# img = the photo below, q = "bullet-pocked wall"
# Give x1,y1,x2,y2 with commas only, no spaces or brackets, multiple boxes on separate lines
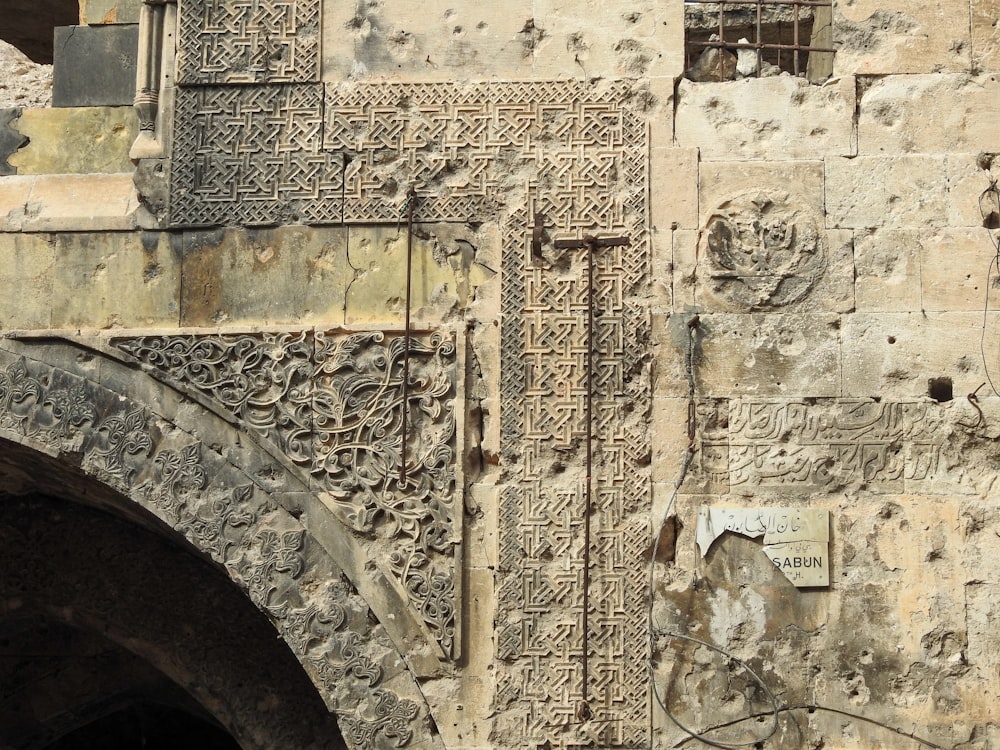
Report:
0,0,999,748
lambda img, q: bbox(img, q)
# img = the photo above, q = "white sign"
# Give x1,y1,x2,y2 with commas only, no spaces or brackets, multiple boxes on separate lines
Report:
696,507,830,587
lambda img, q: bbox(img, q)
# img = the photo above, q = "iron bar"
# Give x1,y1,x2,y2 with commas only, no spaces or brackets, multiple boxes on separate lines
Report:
400,189,416,484
552,234,629,722
687,40,836,52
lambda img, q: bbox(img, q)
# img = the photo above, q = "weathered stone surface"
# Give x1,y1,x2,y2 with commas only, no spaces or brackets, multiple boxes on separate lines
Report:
324,0,682,82
859,74,1000,155
0,108,27,176
0,232,55,329
20,173,138,231
52,24,138,107
854,228,924,312
691,313,842,397
699,160,824,221
651,147,698,231
972,0,1000,71
80,0,142,25
826,155,950,229
178,224,490,328
7,106,137,174
841,312,1000,398
833,0,972,74
676,76,856,160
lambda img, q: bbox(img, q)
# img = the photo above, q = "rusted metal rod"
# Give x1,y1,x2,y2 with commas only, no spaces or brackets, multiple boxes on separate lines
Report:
400,189,416,484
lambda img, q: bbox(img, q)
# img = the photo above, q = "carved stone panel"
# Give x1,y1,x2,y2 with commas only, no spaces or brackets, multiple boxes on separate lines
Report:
169,80,648,229
0,341,438,750
112,329,460,659
493,85,651,746
698,192,827,311
177,0,320,85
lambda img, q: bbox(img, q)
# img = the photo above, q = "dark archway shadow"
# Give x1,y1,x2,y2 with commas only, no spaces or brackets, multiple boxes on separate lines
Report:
0,485,348,750
0,0,78,63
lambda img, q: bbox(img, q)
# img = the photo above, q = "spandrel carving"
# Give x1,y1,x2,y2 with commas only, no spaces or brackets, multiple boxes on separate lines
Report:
113,329,460,659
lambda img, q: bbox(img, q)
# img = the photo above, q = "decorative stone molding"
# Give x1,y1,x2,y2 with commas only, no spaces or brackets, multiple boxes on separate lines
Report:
132,0,177,159
112,329,461,659
0,338,444,750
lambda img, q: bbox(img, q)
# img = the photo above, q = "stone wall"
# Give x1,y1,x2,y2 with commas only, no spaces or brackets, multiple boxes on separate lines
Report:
1,0,999,748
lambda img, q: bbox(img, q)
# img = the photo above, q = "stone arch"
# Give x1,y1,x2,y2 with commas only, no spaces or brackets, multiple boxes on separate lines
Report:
0,334,447,750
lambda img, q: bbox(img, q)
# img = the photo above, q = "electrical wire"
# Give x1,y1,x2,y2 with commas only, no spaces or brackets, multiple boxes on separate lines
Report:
645,313,946,750
978,176,1000,396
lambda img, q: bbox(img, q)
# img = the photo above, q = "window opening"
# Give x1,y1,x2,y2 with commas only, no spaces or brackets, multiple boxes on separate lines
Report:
684,0,835,83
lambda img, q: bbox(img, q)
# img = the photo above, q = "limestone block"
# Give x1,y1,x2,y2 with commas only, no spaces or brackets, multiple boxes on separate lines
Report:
651,148,698,232
652,312,695,398
967,582,1000,696
0,175,33,230
859,74,1000,155
21,173,137,231
675,76,856,161
7,107,137,175
699,160,824,223
52,25,138,107
692,313,842,397
323,0,533,81
833,0,971,75
918,229,998,311
854,229,923,312
671,229,697,311
0,233,54,329
947,153,998,227
47,232,179,329
179,226,349,328
826,155,949,229
972,0,1000,71
651,397,690,485
343,224,489,328
841,312,1000,398
530,0,683,80
80,0,142,25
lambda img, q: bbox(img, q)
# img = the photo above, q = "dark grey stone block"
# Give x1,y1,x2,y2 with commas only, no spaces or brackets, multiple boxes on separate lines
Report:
0,109,27,176
52,25,139,107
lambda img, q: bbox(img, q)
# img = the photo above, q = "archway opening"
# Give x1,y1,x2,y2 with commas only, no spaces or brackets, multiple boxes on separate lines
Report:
0,438,347,750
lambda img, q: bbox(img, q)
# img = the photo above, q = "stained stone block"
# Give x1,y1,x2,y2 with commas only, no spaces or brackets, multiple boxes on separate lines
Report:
0,175,34,230
0,108,27,176
972,0,1000,71
841,312,1000,398
699,160,825,222
7,107,137,174
693,313,842,397
80,0,142,25
179,226,350,328
651,147,698,231
833,0,971,74
48,232,180,329
859,74,1000,155
825,155,949,229
52,25,138,107
675,76,856,161
0,233,55,330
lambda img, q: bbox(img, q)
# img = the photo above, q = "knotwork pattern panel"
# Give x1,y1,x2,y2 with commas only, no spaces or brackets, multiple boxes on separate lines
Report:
111,330,460,658
494,102,651,746
169,80,647,229
177,0,320,85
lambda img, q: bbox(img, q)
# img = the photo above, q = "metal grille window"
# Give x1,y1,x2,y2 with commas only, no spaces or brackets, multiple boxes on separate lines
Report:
684,0,835,82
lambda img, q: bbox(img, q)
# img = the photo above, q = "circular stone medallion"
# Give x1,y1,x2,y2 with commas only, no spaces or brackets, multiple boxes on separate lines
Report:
698,192,826,310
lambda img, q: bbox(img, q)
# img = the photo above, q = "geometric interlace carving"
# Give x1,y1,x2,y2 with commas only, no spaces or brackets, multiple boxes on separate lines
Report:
170,80,648,230
113,330,459,658
177,0,319,85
